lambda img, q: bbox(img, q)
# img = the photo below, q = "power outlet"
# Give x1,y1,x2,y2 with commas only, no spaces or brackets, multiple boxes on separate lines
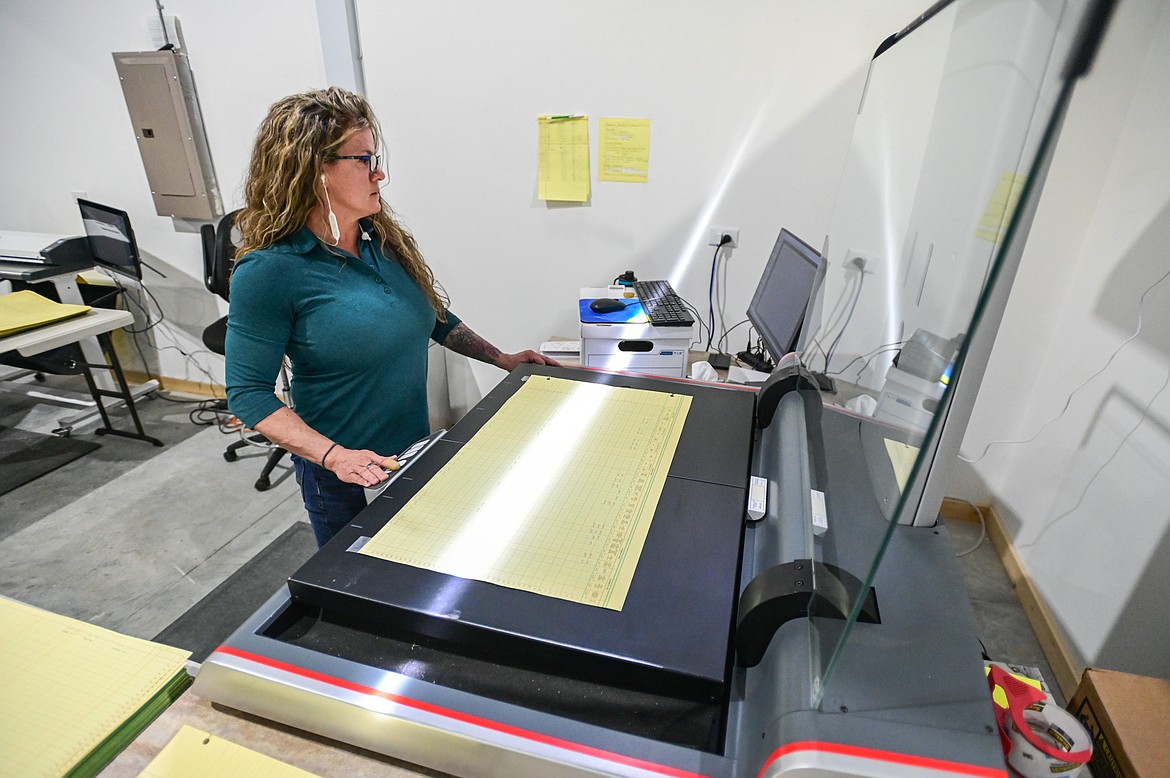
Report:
707,227,739,248
845,250,876,272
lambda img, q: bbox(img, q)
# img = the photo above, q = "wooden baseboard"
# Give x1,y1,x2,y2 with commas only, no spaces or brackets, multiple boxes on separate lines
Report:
943,497,1081,697
940,497,990,524
124,371,224,400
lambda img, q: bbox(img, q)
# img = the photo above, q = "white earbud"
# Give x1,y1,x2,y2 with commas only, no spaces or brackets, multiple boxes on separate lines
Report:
321,173,340,244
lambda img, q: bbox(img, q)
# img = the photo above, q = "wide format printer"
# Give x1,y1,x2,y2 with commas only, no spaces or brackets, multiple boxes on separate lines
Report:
194,362,1005,778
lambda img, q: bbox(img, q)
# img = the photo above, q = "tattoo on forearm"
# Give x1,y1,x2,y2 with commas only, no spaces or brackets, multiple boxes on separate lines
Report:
445,323,502,364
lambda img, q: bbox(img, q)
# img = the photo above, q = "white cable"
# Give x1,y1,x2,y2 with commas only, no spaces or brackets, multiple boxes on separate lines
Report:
824,268,865,369
951,498,987,557
962,265,1170,465
1018,357,1170,550
799,270,856,368
818,270,858,347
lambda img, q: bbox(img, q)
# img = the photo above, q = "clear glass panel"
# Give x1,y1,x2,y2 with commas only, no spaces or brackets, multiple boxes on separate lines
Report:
806,0,1095,704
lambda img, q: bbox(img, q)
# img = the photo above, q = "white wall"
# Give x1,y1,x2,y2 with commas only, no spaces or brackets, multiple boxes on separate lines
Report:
0,0,326,386
960,0,1170,679
1,0,922,392
354,0,924,393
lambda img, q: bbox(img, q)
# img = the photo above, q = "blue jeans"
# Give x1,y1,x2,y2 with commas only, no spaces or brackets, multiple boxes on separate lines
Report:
292,454,369,547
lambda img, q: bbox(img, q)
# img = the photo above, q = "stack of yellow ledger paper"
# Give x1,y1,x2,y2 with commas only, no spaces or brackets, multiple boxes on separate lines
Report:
0,289,91,337
0,596,191,777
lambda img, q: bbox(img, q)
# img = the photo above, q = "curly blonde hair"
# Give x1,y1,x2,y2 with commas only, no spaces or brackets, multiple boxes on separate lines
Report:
237,87,447,317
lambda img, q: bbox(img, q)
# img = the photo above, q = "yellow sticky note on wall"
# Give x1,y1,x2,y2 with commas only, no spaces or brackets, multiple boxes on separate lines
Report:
538,115,590,202
598,117,650,183
976,171,1027,242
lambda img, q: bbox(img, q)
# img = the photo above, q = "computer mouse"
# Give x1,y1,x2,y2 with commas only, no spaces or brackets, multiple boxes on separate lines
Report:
589,297,627,313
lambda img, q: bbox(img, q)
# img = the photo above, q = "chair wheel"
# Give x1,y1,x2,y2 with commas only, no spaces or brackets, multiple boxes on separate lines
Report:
254,477,270,491
223,450,238,462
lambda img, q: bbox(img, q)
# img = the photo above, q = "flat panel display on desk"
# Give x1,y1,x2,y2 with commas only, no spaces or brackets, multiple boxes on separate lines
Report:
288,364,757,701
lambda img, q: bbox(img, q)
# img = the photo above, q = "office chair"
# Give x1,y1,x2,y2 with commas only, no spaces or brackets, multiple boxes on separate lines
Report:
200,210,289,491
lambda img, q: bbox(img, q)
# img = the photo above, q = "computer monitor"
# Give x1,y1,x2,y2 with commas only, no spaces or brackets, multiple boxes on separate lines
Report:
77,199,143,280
746,228,825,363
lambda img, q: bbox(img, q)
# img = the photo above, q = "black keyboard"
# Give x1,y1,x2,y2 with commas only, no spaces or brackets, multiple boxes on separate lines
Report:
633,280,695,327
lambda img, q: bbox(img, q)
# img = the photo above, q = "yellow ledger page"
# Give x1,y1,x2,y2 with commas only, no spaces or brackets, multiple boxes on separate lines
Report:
141,725,319,778
359,376,691,610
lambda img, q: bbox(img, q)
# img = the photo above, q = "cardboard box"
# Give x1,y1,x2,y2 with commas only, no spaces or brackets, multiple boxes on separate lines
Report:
1067,668,1170,778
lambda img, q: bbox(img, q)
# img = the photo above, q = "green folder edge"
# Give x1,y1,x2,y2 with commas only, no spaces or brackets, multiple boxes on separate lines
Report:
64,668,193,778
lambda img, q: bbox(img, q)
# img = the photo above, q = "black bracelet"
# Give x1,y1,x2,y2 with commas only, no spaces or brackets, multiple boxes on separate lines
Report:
320,442,340,468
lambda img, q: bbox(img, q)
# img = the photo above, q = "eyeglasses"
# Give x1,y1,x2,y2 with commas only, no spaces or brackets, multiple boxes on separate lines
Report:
330,153,383,174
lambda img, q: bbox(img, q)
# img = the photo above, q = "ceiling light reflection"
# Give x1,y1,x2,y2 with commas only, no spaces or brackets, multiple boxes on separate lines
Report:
877,121,906,357
668,101,773,283
428,381,608,589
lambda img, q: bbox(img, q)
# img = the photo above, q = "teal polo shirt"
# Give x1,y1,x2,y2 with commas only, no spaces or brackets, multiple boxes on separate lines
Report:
225,225,460,457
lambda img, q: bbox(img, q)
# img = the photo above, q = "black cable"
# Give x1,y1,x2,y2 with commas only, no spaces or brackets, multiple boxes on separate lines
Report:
96,267,226,395
717,318,751,356
829,344,903,382
89,270,161,384
827,340,904,376
706,236,732,351
188,399,225,425
77,287,124,308
797,332,829,374
124,280,169,334
155,391,216,404
153,345,222,391
797,269,856,370
679,297,711,351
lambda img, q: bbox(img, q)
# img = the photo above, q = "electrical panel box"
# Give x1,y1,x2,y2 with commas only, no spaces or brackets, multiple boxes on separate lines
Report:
113,50,222,221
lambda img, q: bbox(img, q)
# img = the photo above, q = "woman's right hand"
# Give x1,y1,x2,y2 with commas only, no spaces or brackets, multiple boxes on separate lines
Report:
324,445,400,487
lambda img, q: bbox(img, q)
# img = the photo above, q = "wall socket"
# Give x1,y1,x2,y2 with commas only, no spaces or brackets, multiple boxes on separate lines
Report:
845,250,876,272
707,227,739,248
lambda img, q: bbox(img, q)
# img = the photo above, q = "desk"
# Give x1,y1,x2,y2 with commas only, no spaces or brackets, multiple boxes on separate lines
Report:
0,253,103,375
1,307,130,355
0,308,162,445
1,235,160,436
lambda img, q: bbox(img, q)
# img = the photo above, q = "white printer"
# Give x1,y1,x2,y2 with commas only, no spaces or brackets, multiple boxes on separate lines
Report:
578,286,690,377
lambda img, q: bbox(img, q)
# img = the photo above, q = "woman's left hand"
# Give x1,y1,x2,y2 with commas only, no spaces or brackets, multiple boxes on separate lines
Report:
496,350,562,370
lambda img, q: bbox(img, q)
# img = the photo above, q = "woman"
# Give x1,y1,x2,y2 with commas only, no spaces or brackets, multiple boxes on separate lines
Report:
226,87,555,547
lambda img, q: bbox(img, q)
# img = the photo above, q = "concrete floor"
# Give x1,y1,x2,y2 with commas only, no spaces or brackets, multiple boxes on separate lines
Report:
0,375,307,641
944,513,1063,703
0,372,1060,701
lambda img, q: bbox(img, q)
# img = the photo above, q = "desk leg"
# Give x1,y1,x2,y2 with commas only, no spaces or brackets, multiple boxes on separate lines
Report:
72,332,163,446
52,274,119,393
